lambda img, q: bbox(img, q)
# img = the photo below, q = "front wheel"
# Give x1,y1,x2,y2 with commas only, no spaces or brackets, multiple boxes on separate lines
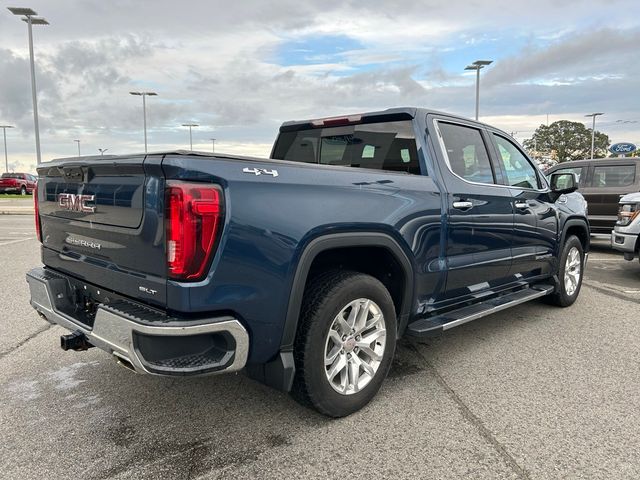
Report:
547,235,584,307
291,270,397,417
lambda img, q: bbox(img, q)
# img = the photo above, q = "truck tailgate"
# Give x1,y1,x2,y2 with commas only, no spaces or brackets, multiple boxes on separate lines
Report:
36,156,167,306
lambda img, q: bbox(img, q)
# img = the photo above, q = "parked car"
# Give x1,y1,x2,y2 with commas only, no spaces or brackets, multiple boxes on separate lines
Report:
25,107,589,417
547,157,640,234
611,192,640,261
0,172,37,195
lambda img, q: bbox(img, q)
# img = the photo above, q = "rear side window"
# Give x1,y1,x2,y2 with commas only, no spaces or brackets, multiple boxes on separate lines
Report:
438,122,495,184
272,120,421,174
591,165,636,188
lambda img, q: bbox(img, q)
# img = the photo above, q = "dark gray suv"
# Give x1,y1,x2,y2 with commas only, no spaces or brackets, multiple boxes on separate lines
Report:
547,157,640,234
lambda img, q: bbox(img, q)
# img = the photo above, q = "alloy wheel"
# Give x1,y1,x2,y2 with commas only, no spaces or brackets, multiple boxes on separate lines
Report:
564,246,581,296
324,298,387,395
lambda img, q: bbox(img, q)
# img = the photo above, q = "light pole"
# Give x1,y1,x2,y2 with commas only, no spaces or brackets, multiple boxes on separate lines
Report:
74,139,81,157
98,148,108,156
8,7,48,165
209,138,216,153
182,123,199,150
0,125,14,173
464,60,493,121
585,113,604,160
130,91,157,153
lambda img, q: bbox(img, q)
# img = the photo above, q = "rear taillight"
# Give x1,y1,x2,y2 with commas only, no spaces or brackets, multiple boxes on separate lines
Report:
165,182,223,281
34,180,42,242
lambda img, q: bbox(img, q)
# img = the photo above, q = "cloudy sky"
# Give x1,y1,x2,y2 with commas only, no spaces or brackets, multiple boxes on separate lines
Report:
1,0,639,172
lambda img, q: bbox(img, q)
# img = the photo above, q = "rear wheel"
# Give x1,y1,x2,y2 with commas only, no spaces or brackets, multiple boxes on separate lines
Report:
291,270,397,417
20,186,27,196
547,235,584,307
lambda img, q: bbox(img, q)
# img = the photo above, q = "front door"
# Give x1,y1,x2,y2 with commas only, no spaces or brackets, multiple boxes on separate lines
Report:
430,118,514,302
489,132,558,278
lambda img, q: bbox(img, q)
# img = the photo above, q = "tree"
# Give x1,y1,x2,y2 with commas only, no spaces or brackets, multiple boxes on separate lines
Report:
523,120,610,163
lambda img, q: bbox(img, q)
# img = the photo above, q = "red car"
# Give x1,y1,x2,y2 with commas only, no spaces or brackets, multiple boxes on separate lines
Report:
0,173,37,195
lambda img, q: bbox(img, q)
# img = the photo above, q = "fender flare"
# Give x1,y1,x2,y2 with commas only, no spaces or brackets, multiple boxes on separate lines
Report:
280,232,415,351
559,218,590,253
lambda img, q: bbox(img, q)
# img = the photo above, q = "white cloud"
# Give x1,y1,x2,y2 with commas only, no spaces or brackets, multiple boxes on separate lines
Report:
0,0,638,171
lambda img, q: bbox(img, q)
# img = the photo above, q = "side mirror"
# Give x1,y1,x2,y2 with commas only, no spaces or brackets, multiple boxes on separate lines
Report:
549,172,578,194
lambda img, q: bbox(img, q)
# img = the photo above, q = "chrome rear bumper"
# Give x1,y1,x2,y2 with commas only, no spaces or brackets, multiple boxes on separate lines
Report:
26,267,249,376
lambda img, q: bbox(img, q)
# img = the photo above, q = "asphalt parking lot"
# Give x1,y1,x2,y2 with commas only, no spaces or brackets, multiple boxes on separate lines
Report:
1,215,639,480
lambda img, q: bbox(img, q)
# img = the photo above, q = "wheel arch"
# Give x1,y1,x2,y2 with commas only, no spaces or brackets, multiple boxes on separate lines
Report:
247,232,414,392
560,218,590,254
282,232,414,351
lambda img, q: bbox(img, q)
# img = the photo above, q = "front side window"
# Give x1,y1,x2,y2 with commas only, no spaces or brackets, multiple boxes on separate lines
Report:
438,122,495,184
272,120,421,174
591,165,636,188
493,135,540,189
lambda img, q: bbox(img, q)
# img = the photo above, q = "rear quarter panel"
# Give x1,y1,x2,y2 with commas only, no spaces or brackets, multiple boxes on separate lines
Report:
162,155,442,363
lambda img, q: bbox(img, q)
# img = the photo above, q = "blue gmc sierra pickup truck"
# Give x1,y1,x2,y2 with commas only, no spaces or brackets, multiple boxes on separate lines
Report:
26,107,589,417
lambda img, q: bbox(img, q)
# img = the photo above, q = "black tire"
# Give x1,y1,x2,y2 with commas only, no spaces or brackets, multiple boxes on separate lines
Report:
291,270,397,417
547,235,584,307
20,186,27,196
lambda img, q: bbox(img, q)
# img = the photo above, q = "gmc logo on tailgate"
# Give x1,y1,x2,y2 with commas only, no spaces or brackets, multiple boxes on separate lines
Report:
58,193,96,213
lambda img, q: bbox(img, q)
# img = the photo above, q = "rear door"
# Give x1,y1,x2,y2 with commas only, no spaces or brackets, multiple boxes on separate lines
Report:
430,117,514,301
37,156,167,306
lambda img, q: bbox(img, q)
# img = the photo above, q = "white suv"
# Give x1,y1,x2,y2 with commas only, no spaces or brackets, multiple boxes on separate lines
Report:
612,192,640,261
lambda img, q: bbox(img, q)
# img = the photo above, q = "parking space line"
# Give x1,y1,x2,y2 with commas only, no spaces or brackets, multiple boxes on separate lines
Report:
587,257,625,261
0,238,35,246
409,343,531,480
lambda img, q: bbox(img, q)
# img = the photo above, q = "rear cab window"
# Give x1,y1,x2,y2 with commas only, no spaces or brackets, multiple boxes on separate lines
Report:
272,120,421,175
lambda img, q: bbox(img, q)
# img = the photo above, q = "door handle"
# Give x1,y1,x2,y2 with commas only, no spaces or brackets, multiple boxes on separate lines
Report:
452,201,473,210
514,202,528,209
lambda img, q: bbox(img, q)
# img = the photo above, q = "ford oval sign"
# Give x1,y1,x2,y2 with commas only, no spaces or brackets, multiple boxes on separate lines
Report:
609,142,637,154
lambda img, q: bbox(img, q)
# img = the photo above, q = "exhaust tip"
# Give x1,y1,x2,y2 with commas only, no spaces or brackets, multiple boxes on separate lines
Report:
113,353,137,373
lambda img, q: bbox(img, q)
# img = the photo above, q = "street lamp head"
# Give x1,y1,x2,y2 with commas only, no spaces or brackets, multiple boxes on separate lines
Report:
129,91,142,96
465,59,493,72
182,123,199,127
7,7,37,16
22,16,48,25
145,92,158,96
585,112,604,117
0,125,15,129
